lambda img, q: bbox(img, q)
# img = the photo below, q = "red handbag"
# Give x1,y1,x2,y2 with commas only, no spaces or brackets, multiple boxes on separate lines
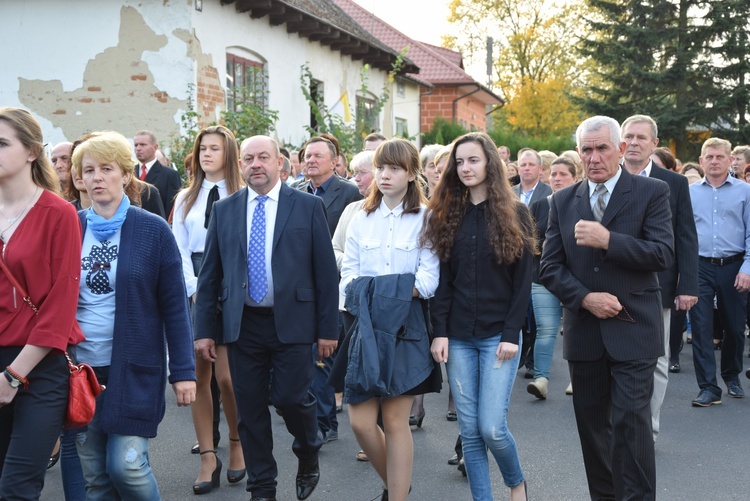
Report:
0,254,103,428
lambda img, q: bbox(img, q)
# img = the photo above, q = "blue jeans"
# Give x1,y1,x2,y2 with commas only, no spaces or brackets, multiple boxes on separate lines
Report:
75,392,160,501
447,334,525,500
61,429,86,501
531,283,561,379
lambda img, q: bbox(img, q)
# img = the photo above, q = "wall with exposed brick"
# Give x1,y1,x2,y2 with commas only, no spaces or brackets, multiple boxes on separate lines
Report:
421,86,489,134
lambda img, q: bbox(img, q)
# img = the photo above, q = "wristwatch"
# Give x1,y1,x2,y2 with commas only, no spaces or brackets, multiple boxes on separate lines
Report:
3,369,22,389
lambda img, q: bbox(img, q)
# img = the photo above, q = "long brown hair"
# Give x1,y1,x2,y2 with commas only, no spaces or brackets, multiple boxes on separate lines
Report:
363,138,426,215
0,107,59,194
180,125,243,221
422,132,535,264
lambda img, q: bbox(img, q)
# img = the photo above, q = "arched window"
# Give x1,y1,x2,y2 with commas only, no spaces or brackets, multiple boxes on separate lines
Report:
226,48,268,111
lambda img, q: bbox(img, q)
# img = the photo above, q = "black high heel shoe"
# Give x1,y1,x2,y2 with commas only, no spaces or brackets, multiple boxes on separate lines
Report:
226,438,246,484
47,449,60,470
193,450,222,495
408,408,425,427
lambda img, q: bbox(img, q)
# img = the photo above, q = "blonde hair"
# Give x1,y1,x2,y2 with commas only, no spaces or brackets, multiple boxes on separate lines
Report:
701,137,732,157
72,131,141,205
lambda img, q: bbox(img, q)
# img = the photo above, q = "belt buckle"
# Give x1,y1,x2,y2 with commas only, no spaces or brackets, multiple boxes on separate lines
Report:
719,257,725,266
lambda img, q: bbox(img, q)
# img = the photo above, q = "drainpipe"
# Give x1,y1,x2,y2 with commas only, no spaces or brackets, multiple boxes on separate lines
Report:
452,84,481,125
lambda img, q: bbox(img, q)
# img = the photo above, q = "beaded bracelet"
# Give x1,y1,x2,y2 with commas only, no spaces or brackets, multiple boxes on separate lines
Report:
5,366,29,390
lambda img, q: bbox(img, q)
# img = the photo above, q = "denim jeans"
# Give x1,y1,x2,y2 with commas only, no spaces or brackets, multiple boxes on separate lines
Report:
76,392,160,501
530,283,561,379
61,429,86,501
447,334,525,500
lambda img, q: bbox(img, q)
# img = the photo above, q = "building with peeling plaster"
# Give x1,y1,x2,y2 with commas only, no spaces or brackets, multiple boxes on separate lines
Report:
2,0,419,152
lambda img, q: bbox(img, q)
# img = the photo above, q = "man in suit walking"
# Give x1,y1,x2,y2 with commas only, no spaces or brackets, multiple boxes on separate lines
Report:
621,114,698,439
541,116,673,500
194,135,339,501
296,136,361,443
134,130,182,218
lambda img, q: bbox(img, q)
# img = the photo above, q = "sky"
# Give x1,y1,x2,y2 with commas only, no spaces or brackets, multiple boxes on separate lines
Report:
349,0,453,47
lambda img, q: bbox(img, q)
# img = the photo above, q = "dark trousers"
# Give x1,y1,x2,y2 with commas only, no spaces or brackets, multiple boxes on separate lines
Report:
691,259,748,394
227,307,321,498
668,307,687,364
0,348,68,501
569,355,657,501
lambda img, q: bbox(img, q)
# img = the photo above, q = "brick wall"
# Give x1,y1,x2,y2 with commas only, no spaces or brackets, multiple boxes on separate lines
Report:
421,86,488,134
196,66,225,127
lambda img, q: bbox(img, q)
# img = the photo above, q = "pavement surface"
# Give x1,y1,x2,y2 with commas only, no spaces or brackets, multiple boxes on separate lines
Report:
41,334,750,500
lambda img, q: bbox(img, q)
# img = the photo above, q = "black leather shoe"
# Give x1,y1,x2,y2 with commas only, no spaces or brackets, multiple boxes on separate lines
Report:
251,497,277,501
727,380,745,398
692,389,721,407
447,453,459,465
193,450,222,495
669,363,681,373
295,456,320,500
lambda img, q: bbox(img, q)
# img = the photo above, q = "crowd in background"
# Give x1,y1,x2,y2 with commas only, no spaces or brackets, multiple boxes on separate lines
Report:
1,104,749,501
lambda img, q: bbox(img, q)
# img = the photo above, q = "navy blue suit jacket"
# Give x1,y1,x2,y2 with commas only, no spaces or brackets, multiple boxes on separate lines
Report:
194,183,339,345
540,169,674,361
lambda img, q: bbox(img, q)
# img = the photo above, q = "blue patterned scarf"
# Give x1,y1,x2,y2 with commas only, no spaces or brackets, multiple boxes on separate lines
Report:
86,194,131,242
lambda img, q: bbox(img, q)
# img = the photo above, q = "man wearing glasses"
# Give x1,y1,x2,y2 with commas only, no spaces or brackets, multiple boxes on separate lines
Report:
541,116,673,501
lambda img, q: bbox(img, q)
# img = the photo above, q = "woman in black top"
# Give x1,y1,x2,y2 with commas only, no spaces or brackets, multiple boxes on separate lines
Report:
424,132,534,501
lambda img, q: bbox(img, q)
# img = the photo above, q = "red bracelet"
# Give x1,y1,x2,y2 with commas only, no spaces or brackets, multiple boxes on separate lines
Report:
5,366,29,390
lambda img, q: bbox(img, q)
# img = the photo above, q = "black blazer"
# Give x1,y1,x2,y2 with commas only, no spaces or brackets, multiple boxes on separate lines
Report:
540,169,674,361
296,175,362,235
138,182,166,219
194,183,339,345
648,164,699,307
513,181,552,206
136,161,182,219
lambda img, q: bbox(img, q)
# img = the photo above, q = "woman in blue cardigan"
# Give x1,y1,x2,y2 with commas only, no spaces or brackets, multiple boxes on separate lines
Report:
71,131,196,500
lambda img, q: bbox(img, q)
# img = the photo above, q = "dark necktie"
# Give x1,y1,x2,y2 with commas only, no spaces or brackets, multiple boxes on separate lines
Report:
204,185,220,229
592,184,608,222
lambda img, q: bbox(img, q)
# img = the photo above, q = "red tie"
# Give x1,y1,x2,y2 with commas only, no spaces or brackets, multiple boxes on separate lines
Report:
140,164,148,181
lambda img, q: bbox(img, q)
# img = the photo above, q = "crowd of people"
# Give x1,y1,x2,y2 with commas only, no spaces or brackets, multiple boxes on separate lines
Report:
0,104,749,501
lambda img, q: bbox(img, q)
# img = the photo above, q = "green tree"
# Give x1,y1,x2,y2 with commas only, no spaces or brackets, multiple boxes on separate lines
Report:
576,0,746,159
220,85,279,141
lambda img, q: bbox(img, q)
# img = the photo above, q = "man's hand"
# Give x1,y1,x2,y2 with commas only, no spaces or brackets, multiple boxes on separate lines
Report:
582,292,622,319
172,381,197,406
735,272,750,293
194,338,217,362
575,221,610,249
674,295,698,311
317,339,338,362
431,338,449,363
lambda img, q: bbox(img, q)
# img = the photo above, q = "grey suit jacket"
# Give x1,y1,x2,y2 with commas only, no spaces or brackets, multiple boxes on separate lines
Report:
540,169,674,361
513,181,552,206
296,175,362,235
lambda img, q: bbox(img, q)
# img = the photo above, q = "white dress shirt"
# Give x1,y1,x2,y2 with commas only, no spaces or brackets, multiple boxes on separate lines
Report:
588,167,622,211
172,179,228,297
245,181,282,307
340,200,439,300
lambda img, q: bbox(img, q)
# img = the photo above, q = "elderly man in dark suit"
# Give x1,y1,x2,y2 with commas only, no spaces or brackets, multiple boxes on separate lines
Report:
134,130,182,218
296,136,361,443
194,135,339,501
541,116,673,501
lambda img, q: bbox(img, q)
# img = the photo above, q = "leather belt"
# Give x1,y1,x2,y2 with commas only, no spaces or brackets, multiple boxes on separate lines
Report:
698,253,745,266
245,306,274,315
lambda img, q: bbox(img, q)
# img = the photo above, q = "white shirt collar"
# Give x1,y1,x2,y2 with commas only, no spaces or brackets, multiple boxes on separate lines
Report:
142,158,158,170
247,179,282,203
201,178,227,189
588,166,622,198
378,198,404,217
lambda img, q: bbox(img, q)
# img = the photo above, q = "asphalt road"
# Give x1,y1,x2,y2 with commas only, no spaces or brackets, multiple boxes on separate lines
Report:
42,334,750,500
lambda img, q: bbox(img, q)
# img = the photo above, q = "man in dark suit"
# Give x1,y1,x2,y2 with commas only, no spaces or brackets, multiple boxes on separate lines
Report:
296,136,361,443
194,135,339,501
621,115,698,440
134,130,182,218
540,116,674,501
512,149,552,206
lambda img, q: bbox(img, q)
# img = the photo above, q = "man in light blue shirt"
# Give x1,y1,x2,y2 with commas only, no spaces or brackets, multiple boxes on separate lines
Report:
689,137,750,407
